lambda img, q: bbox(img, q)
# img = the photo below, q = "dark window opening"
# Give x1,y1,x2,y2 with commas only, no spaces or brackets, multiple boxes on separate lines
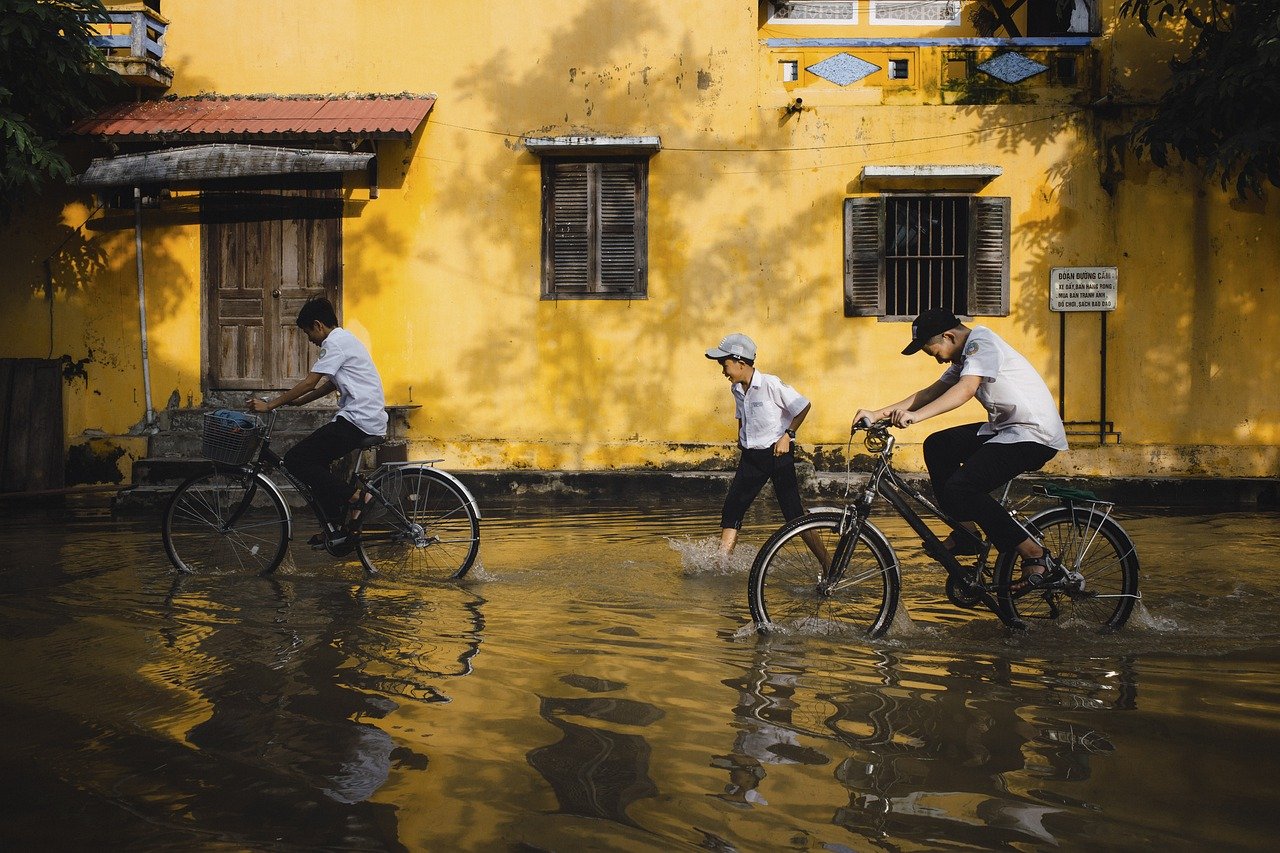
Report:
885,196,969,316
888,59,910,80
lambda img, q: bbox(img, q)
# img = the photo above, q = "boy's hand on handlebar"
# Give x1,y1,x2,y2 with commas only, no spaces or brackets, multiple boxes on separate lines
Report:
247,396,271,414
851,409,878,433
890,409,918,428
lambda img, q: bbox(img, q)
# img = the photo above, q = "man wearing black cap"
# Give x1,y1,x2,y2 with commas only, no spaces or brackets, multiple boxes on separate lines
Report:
853,309,1069,589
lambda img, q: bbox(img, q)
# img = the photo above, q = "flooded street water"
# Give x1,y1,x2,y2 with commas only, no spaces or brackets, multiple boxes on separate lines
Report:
1,496,1278,851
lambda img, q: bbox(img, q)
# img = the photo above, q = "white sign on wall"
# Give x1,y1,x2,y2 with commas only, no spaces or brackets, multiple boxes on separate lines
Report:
1050,267,1118,312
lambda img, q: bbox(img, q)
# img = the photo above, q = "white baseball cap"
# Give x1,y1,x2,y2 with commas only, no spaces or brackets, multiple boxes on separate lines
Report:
705,333,757,362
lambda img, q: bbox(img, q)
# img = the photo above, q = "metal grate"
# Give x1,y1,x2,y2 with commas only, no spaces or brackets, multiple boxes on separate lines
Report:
884,195,968,317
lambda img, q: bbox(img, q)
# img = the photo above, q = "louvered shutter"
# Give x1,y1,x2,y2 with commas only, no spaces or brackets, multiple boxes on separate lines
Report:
546,162,592,293
844,196,885,317
598,163,643,293
967,196,1009,316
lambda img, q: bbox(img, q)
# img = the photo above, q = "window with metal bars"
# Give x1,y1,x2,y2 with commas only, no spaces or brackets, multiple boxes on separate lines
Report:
541,158,648,299
843,193,1010,319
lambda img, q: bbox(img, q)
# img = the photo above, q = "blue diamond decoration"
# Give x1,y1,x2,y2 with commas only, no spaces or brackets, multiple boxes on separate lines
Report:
807,53,881,86
977,52,1048,84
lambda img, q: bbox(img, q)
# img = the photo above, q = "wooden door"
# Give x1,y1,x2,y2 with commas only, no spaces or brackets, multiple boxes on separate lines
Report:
0,359,63,493
202,184,342,390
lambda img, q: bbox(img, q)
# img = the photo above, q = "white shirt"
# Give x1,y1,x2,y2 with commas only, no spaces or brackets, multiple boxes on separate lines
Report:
732,370,810,450
311,327,388,437
940,326,1068,451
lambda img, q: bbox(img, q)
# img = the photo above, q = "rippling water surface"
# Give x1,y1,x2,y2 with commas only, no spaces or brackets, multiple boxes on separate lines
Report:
1,496,1278,851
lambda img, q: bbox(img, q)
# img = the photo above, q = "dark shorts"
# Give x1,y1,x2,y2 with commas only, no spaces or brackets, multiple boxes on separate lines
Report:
720,447,805,530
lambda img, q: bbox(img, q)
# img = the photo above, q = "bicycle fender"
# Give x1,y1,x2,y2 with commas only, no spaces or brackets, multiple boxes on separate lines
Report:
251,473,295,541
414,466,483,520
807,506,845,515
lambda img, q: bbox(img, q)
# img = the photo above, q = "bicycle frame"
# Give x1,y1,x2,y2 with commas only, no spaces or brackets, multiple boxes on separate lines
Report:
841,429,1020,629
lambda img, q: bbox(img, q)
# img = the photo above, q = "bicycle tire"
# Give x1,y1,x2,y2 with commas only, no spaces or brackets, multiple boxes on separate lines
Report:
355,466,480,580
162,469,290,575
994,506,1140,631
748,511,900,638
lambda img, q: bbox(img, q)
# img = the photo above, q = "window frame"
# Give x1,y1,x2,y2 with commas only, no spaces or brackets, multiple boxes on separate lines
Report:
540,156,649,301
843,193,1010,320
869,1,963,27
767,1,859,25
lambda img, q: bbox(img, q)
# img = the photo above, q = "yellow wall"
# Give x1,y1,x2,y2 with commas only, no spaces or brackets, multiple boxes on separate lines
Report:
2,1,1277,481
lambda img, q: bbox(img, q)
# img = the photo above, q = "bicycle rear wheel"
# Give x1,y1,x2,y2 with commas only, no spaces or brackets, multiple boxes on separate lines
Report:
995,506,1140,630
162,469,290,575
355,466,480,580
748,512,899,638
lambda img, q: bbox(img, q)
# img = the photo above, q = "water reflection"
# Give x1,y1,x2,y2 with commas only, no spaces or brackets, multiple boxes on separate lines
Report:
527,690,664,826
1,502,1278,850
724,640,1140,848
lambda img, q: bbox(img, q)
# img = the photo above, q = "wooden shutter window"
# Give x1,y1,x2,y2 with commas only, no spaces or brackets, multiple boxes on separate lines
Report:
843,196,885,317
967,195,1010,316
542,159,647,299
547,163,591,292
598,164,642,292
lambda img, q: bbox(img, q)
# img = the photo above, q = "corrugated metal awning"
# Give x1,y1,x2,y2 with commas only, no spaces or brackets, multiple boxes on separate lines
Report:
74,144,373,186
70,95,436,140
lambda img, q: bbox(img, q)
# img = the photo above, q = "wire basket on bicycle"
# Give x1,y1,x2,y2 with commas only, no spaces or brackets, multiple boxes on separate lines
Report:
201,410,263,465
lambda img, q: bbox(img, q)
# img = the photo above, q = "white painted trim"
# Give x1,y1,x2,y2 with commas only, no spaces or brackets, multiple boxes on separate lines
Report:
525,136,661,156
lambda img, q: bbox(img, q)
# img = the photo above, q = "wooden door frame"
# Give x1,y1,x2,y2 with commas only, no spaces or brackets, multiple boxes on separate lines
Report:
199,180,343,395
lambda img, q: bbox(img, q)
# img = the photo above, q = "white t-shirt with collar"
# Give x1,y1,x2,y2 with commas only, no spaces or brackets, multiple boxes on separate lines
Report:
311,327,388,437
732,370,810,450
939,325,1068,451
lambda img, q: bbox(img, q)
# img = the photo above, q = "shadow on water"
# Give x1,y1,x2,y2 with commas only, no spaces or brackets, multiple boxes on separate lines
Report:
0,498,1278,849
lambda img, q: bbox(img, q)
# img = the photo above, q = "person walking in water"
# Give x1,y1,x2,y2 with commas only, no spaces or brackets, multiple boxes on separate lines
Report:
852,309,1068,589
706,333,813,562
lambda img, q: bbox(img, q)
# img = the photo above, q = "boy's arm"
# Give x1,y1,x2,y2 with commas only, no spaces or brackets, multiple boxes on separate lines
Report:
248,372,329,413
892,375,981,427
774,402,811,455
854,380,949,430
292,377,336,406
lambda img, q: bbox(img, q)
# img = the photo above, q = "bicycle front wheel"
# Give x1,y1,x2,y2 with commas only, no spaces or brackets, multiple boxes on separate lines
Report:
162,469,290,575
748,512,900,638
995,506,1140,631
355,466,480,580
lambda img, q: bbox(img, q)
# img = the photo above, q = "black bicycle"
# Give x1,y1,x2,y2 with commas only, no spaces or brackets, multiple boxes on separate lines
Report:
161,410,481,580
748,419,1140,637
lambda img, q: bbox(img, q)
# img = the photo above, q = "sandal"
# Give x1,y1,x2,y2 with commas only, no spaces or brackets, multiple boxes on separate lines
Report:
1011,554,1052,593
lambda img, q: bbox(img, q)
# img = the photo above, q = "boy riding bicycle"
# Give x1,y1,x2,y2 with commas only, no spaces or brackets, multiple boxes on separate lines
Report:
248,297,387,552
852,309,1068,590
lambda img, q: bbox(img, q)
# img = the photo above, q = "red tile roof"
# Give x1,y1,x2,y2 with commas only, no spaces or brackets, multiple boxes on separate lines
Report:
70,95,436,138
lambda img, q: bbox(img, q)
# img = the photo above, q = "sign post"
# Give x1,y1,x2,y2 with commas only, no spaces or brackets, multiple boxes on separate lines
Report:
1050,267,1119,444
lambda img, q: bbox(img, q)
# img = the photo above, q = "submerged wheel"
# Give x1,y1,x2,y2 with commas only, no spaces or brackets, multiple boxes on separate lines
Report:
995,506,1140,631
748,512,899,639
162,469,289,575
355,466,480,581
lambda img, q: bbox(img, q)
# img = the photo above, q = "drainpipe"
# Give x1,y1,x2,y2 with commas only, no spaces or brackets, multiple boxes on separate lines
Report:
134,186,156,430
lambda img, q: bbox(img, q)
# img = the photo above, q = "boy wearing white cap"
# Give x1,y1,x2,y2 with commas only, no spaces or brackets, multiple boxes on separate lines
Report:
706,333,813,559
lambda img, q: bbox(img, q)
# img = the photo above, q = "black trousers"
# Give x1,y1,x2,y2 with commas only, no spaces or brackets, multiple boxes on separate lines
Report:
923,423,1058,552
283,417,372,525
720,447,805,530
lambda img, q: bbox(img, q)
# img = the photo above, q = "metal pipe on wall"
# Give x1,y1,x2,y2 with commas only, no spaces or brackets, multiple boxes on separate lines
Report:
134,187,155,430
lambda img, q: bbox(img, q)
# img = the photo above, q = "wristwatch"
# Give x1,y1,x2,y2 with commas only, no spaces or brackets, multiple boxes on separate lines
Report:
784,428,797,439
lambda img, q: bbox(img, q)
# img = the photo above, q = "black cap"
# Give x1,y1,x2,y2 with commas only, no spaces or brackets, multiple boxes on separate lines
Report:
901,308,960,355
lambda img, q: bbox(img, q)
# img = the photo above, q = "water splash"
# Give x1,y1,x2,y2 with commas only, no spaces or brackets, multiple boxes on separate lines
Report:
1127,599,1179,632
667,536,757,576
463,561,496,583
